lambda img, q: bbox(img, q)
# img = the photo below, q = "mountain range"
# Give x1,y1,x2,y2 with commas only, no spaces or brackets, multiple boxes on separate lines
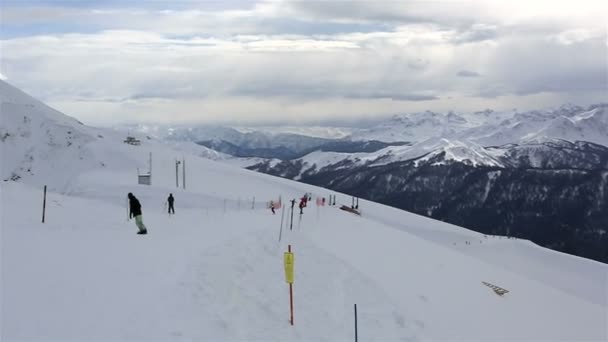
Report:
126,104,608,263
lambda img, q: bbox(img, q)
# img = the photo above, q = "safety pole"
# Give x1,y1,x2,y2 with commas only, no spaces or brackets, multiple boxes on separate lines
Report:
354,304,358,342
279,205,286,242
149,152,152,185
42,185,47,223
290,200,295,231
289,245,294,326
175,160,179,188
182,157,186,190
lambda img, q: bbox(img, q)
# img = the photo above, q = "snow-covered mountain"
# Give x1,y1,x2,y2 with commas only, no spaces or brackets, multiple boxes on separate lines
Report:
249,138,608,263
0,81,226,190
126,124,335,155
348,104,608,147
2,81,607,341
235,125,354,139
347,110,475,142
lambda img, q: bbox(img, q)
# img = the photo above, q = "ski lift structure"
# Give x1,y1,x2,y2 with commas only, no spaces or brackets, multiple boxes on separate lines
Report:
124,136,141,145
137,152,152,185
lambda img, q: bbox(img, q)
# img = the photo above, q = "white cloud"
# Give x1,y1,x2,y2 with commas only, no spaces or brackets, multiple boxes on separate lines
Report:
1,1,607,125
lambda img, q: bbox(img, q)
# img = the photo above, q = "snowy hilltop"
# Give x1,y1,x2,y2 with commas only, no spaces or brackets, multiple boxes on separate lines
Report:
1,79,607,341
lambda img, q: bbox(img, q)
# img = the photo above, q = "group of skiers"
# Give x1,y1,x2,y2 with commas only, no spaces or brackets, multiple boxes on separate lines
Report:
129,191,330,235
127,192,175,235
269,193,316,215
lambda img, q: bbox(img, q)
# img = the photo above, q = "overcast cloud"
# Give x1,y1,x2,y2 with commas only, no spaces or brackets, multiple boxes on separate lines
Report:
0,0,606,126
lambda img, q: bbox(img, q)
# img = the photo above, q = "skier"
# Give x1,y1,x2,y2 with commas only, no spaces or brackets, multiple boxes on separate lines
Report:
299,197,306,214
270,200,276,214
167,193,175,215
128,192,148,235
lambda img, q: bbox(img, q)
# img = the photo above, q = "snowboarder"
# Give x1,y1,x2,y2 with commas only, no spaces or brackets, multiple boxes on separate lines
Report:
128,192,147,235
270,200,276,214
299,198,306,214
167,193,175,215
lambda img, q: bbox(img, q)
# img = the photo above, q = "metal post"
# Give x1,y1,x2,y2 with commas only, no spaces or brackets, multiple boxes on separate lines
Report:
252,196,255,210
354,304,358,342
182,157,186,190
290,200,295,230
279,205,286,242
289,245,294,326
175,160,179,188
42,185,47,223
149,152,152,185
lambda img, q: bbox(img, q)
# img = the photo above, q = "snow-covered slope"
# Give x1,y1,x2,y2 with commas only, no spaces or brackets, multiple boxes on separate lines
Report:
0,80,101,188
2,81,607,341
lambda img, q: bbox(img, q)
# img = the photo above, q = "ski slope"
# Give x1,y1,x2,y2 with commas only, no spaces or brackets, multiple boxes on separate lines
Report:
1,80,607,341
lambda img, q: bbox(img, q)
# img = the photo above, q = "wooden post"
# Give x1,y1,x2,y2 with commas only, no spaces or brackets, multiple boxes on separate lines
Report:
42,185,47,223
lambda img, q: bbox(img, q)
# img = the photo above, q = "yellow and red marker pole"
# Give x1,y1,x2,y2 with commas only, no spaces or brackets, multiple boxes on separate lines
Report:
284,245,295,325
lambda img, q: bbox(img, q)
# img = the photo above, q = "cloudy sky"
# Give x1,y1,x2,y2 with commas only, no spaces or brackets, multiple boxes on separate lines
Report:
1,0,606,126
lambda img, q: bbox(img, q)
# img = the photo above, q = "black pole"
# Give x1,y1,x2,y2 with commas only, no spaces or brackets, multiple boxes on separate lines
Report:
354,304,358,342
356,197,359,209
42,185,47,223
290,199,295,230
175,161,179,188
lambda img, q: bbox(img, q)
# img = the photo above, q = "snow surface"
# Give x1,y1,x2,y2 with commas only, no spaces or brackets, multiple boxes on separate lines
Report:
2,80,608,341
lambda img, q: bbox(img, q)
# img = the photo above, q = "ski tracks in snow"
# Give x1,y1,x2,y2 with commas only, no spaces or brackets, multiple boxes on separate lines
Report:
170,220,421,341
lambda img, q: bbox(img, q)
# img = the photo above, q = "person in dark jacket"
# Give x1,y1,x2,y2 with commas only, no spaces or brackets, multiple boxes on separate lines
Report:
167,193,175,215
128,192,147,235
